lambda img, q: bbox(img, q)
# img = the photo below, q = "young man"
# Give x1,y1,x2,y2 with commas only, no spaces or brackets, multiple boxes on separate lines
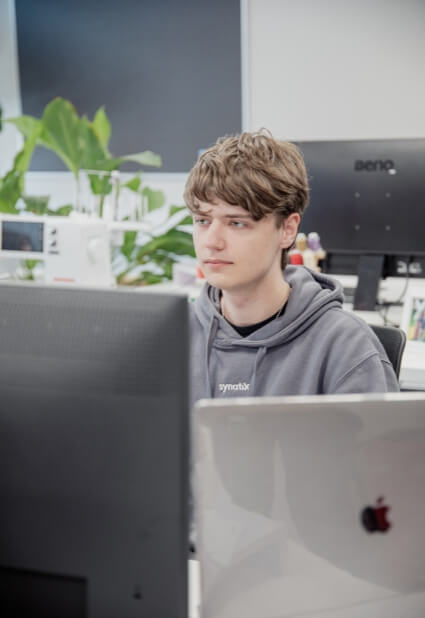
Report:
184,131,399,404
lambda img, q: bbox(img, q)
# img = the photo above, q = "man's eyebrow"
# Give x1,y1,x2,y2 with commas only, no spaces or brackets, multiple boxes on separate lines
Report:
193,209,253,219
224,213,252,219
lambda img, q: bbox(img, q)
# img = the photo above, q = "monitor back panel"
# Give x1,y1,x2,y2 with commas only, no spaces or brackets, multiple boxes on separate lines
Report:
297,138,425,256
0,284,189,618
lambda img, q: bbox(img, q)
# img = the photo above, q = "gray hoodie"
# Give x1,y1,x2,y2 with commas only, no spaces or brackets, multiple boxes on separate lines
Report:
190,266,399,404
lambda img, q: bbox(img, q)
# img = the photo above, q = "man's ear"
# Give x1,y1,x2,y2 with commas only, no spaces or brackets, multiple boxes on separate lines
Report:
280,213,300,249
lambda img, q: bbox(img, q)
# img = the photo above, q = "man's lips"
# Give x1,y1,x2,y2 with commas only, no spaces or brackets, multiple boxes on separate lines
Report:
203,259,233,265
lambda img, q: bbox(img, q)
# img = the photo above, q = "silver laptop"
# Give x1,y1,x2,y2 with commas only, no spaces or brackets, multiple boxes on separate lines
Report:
193,393,425,618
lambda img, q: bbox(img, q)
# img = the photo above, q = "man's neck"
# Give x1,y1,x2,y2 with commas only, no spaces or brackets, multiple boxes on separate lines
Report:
220,277,291,326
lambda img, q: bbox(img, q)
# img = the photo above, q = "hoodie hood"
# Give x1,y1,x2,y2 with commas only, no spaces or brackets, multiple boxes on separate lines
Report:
190,265,398,402
194,265,344,350
192,266,344,398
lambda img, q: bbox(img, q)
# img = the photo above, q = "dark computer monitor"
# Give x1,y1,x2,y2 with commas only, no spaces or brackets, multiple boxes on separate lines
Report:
297,138,425,310
0,284,189,618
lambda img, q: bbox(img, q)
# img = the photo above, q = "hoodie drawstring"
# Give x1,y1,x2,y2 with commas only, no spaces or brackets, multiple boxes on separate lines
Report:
205,316,219,397
250,346,267,395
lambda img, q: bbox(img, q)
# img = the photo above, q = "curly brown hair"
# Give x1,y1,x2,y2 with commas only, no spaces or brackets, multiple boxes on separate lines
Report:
184,130,309,268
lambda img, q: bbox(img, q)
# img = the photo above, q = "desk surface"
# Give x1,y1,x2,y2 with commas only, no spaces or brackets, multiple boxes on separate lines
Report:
189,559,201,618
346,305,425,391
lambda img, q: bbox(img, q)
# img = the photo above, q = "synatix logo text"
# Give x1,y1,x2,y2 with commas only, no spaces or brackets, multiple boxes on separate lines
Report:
219,382,250,394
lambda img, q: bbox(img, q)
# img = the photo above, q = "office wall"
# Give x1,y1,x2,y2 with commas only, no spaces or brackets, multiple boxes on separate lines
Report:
244,0,425,139
0,0,22,175
12,0,241,173
3,1,425,201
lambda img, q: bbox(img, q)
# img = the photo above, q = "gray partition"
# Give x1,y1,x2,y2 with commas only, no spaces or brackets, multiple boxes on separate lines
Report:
15,0,241,172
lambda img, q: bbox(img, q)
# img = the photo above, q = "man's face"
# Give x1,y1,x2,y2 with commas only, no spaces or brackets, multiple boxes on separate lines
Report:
192,199,295,294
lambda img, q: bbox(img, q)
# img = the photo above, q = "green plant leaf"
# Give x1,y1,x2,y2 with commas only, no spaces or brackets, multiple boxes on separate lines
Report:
22,194,50,215
169,205,187,216
88,172,113,195
124,176,142,192
40,98,109,176
150,254,174,278
176,215,193,226
163,260,173,279
19,260,35,280
48,204,73,217
11,124,42,174
121,230,138,260
136,228,195,261
0,139,36,212
139,272,166,285
0,168,24,213
7,115,42,140
141,187,166,212
168,230,196,256
134,237,163,262
122,151,162,167
92,106,111,152
24,259,41,270
40,98,83,175
88,157,121,172
79,120,113,171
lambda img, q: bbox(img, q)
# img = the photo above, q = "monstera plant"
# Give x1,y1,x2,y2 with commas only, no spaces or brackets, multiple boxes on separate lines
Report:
0,98,195,285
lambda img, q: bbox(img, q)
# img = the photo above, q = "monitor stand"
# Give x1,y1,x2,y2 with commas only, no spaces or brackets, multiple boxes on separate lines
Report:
353,255,384,311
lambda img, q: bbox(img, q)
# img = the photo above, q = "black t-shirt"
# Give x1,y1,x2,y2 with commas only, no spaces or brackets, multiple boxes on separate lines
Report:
225,304,287,337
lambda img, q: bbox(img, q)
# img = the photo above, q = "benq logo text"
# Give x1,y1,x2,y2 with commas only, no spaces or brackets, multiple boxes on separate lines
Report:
354,159,395,172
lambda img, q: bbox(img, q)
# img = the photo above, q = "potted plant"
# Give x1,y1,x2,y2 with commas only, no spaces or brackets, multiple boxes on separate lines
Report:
0,97,195,285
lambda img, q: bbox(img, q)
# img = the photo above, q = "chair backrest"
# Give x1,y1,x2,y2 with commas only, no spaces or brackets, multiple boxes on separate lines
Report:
369,324,407,379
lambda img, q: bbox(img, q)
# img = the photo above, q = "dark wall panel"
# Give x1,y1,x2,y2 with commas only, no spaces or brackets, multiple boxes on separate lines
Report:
15,0,241,172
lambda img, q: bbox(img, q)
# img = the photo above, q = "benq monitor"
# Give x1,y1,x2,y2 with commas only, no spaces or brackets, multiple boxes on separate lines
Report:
0,284,189,618
297,138,425,309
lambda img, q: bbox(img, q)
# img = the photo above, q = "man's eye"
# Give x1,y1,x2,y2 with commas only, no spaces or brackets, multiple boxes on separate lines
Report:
195,218,209,226
230,221,246,228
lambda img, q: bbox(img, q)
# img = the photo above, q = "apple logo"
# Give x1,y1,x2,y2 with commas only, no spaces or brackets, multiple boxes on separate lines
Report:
361,496,392,533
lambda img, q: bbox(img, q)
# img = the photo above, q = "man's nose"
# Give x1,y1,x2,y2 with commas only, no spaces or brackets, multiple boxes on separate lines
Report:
205,221,225,250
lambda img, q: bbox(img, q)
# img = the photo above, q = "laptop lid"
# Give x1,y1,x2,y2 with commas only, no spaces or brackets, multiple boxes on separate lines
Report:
193,393,425,618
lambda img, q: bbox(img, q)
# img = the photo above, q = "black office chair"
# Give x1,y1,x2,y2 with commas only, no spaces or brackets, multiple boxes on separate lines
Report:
369,324,406,379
